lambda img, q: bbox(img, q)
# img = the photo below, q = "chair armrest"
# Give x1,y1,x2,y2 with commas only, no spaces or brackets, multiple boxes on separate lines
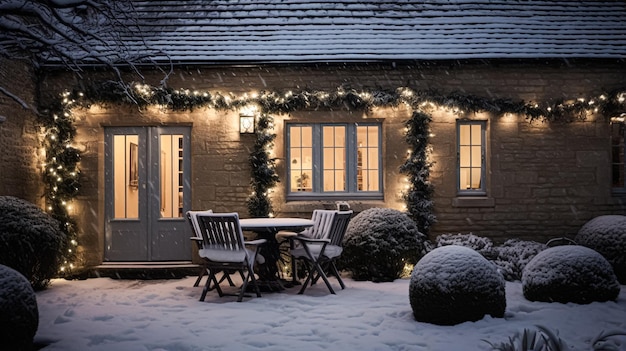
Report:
244,239,267,246
276,230,298,238
290,236,330,244
190,237,204,249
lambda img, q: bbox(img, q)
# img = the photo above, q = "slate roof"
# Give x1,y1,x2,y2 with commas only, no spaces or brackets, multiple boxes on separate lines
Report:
124,0,626,63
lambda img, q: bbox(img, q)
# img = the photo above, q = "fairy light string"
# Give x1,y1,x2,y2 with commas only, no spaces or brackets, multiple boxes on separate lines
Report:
42,81,626,272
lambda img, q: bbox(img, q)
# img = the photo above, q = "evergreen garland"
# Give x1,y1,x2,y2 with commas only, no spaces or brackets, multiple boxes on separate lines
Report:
41,81,625,271
39,94,81,273
400,111,437,235
247,114,280,217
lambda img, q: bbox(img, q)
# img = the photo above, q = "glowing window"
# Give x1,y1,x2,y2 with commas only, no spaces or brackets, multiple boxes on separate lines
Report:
457,121,486,194
287,123,382,199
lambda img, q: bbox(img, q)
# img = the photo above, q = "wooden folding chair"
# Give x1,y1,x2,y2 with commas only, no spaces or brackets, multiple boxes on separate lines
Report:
195,212,266,302
289,210,353,294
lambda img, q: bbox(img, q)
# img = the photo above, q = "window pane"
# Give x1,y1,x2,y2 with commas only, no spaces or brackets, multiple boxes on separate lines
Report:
367,127,379,147
459,146,471,167
459,125,470,145
470,168,482,189
289,126,313,192
334,149,344,168
471,145,481,167
471,124,481,142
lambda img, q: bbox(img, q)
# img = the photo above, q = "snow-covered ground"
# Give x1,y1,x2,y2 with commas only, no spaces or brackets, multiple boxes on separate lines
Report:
35,275,626,351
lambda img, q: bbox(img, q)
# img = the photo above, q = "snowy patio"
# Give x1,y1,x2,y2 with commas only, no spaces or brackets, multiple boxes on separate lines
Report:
35,276,626,351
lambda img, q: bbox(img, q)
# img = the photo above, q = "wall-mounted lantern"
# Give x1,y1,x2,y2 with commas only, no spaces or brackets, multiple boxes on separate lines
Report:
239,114,255,134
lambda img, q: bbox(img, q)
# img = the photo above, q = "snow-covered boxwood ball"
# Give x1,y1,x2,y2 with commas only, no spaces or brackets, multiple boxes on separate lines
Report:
0,264,39,351
409,245,506,325
0,196,66,290
341,208,429,282
575,215,626,284
522,245,620,304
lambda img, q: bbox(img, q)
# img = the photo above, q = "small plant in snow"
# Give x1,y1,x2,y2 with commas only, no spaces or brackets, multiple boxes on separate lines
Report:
435,233,495,258
492,239,547,281
591,330,626,351
484,325,566,351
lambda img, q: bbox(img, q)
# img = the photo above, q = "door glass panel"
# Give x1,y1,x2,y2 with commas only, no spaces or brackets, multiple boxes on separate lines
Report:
160,134,184,218
113,135,139,219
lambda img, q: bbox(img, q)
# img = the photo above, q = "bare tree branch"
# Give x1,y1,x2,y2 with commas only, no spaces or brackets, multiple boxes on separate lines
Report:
0,0,169,117
0,85,32,110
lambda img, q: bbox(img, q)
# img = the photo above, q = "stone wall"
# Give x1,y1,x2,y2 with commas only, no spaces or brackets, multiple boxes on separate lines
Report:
0,58,42,205
38,59,626,264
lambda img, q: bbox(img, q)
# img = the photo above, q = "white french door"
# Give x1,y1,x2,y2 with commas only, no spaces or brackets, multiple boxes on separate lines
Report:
104,126,191,261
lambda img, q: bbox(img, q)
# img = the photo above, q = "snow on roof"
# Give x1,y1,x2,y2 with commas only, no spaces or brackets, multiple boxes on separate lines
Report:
121,0,626,63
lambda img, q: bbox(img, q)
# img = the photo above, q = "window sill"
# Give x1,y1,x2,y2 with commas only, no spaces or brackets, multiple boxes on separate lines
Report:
286,192,383,202
452,197,495,208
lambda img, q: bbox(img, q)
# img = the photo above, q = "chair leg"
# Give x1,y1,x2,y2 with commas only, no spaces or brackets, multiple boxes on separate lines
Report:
217,271,236,287
193,266,206,287
312,262,336,294
237,266,261,302
297,261,335,294
201,270,222,301
248,267,262,298
327,262,345,290
297,262,314,294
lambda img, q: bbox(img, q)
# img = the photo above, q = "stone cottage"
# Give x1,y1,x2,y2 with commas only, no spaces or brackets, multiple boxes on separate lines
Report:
1,1,625,269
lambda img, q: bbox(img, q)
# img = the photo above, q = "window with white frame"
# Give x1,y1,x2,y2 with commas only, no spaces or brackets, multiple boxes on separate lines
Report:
611,116,625,192
287,123,382,199
457,120,486,195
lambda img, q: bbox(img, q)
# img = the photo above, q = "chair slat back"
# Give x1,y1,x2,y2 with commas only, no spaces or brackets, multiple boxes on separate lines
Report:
196,212,246,252
186,210,213,239
327,210,353,246
302,210,337,239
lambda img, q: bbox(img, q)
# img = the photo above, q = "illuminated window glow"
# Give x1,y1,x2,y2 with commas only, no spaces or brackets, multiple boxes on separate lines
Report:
457,121,486,194
611,118,625,190
287,123,382,198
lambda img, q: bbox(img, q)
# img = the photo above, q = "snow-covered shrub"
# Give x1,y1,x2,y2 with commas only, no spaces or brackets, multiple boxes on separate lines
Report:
0,196,66,290
341,208,429,282
492,239,547,281
575,215,626,284
435,233,495,259
0,264,39,350
409,245,506,325
522,245,620,304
